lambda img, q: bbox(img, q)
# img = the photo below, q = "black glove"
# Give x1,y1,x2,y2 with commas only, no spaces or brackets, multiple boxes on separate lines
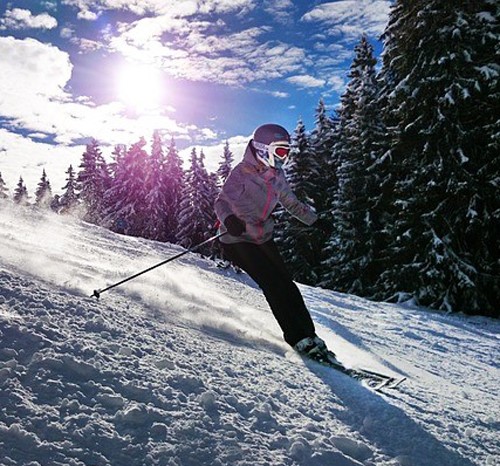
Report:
314,218,334,235
224,214,246,236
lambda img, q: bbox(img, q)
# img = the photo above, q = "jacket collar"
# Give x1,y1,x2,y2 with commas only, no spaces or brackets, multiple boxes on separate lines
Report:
243,140,279,176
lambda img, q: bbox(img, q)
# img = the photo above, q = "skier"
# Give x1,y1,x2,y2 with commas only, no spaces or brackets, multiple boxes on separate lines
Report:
214,123,334,361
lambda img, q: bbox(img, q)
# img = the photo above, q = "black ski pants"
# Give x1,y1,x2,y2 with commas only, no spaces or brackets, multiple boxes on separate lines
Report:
221,239,316,347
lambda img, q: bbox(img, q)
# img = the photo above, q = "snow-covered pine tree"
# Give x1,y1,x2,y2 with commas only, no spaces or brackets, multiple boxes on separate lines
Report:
195,149,219,246
143,131,169,242
176,148,217,253
376,0,500,316
35,169,52,208
277,119,323,285
50,195,61,213
198,149,219,236
216,141,234,187
77,139,110,225
370,0,417,304
176,148,200,248
0,172,9,200
288,99,339,284
103,144,126,230
310,98,339,215
104,138,149,237
321,36,386,296
59,165,79,214
163,137,185,243
287,120,317,205
109,144,126,179
13,176,29,205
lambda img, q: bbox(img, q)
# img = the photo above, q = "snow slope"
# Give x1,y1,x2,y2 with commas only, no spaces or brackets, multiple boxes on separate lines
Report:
0,203,498,466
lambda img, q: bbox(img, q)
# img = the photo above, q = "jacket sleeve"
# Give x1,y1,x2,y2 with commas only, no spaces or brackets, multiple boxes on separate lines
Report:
277,174,318,226
214,166,245,224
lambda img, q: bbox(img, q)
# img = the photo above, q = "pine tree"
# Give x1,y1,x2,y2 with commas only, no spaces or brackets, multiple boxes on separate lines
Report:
109,144,127,179
176,148,218,253
286,120,317,207
283,99,339,284
0,172,9,200
309,99,339,215
163,137,185,243
104,144,126,230
377,0,500,315
177,148,200,248
35,169,52,208
50,195,61,213
13,176,29,205
104,138,149,237
321,36,386,295
198,149,219,236
59,165,79,214
277,119,323,284
77,139,111,225
216,141,234,187
143,131,169,241
370,0,414,303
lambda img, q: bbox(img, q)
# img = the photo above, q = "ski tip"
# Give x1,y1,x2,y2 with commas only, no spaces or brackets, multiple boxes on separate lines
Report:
389,377,407,389
375,376,407,391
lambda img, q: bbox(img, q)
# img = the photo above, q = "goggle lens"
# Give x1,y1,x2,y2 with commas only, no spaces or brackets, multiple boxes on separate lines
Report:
273,145,290,159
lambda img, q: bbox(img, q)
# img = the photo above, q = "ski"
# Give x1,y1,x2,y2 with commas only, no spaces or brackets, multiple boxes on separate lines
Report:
354,366,407,388
307,351,406,392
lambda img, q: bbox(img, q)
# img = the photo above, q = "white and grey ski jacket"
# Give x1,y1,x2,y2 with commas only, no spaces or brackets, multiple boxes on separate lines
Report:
215,143,318,245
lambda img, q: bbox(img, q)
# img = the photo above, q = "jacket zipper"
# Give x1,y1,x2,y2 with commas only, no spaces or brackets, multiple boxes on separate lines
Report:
257,174,274,242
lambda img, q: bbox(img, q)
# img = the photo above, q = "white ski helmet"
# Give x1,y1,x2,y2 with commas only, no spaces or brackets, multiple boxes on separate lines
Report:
252,123,291,169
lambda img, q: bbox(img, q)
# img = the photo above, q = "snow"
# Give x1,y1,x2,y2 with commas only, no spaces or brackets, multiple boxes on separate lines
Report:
0,202,498,466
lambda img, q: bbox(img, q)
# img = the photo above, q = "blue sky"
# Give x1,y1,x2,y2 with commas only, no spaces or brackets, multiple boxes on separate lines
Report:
0,0,391,192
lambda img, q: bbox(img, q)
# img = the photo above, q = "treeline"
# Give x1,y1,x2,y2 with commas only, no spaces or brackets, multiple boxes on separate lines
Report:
0,134,233,251
276,0,499,318
1,0,498,317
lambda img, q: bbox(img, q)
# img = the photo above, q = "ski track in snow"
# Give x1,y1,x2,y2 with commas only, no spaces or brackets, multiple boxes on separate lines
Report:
0,203,498,466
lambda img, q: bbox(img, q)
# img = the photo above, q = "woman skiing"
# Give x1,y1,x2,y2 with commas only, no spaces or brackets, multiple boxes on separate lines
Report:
214,123,334,360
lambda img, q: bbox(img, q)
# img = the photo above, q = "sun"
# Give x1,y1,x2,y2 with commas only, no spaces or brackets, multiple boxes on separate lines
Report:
116,64,164,112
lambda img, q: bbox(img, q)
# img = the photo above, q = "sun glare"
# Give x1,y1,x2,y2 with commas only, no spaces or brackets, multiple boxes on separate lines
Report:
116,64,164,112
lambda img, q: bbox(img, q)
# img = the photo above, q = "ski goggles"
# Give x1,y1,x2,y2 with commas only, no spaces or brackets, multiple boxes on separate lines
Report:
253,140,291,159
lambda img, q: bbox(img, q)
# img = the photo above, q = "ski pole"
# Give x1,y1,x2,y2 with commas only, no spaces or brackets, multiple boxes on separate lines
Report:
91,231,227,299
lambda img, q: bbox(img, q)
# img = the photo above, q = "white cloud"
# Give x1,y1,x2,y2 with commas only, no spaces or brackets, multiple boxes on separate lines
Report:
0,36,219,190
77,9,99,21
198,0,255,15
0,36,72,98
0,8,57,30
201,128,218,140
271,91,289,98
263,0,295,24
60,26,75,39
41,1,58,11
180,134,249,174
314,41,352,60
59,1,309,87
302,0,391,39
327,75,346,93
109,16,307,86
286,75,325,88
61,0,254,19
76,37,105,51
0,128,83,196
0,36,206,142
59,25,104,52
